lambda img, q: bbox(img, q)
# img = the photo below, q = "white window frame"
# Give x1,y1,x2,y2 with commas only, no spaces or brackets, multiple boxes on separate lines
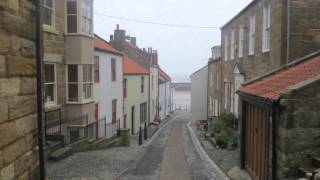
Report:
262,5,271,52
209,96,213,112
82,64,93,100
224,35,229,61
230,31,235,60
239,25,244,58
66,64,94,104
65,0,93,36
44,63,57,107
249,15,256,56
43,0,55,29
230,84,234,113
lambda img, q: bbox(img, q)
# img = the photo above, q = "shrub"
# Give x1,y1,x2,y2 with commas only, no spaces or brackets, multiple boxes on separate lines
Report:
213,116,239,150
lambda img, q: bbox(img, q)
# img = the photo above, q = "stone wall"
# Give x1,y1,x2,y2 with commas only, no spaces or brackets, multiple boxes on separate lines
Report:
0,0,39,179
277,77,320,179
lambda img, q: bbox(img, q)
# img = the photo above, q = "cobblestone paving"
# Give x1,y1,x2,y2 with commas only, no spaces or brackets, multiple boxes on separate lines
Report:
47,135,144,180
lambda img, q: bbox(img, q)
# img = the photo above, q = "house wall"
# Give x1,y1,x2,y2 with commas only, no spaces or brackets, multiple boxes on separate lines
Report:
124,75,149,134
190,66,208,121
207,58,222,118
150,67,159,122
159,80,171,120
94,51,124,127
0,0,39,179
276,77,320,179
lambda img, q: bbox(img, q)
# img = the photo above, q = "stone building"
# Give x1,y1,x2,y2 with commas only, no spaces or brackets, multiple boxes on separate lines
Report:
43,0,95,145
207,46,222,119
221,0,320,116
110,25,159,123
0,0,40,179
238,51,320,180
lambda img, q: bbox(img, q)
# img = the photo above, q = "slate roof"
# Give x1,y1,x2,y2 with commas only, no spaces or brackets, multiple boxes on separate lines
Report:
239,51,320,102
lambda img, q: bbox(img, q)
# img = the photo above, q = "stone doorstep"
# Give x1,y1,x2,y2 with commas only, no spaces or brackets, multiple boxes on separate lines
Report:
48,146,73,162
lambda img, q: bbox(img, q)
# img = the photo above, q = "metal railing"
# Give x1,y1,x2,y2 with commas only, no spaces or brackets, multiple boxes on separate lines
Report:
44,107,62,139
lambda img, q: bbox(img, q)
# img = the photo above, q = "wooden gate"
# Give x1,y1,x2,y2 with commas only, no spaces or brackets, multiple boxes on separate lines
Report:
245,103,270,180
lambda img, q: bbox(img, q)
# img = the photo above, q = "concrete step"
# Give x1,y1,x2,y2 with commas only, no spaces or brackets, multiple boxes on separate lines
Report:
48,146,73,162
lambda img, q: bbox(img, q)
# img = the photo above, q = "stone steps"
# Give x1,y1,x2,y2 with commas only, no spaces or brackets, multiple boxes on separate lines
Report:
48,146,73,162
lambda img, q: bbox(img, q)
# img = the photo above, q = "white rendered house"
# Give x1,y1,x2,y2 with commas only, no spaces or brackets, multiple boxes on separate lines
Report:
159,68,172,120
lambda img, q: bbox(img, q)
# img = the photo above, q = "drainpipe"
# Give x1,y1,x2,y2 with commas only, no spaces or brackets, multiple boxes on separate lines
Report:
286,0,291,64
35,0,46,179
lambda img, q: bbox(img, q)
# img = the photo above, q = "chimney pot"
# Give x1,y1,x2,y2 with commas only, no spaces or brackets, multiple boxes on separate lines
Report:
116,24,120,30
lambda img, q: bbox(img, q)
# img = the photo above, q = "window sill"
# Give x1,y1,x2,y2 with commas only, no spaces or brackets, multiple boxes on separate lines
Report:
45,103,61,112
43,25,59,35
65,33,94,39
262,49,270,54
67,99,94,105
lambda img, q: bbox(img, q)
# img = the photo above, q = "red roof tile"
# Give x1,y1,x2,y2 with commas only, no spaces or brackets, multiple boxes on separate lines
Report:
124,55,149,75
159,67,171,81
239,53,320,102
94,35,122,55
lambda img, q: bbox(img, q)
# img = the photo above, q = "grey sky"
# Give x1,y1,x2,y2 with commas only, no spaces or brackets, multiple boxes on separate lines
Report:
94,0,252,82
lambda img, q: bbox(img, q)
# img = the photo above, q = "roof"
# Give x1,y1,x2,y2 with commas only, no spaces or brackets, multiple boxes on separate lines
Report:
94,35,123,56
123,55,149,75
221,0,257,29
190,65,208,77
159,67,171,81
239,51,320,102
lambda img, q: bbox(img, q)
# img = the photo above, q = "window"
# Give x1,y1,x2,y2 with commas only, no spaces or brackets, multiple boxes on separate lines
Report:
81,0,93,34
111,58,116,81
216,70,219,90
67,0,77,33
44,64,56,106
224,82,228,110
112,99,117,123
141,76,145,93
262,5,271,52
152,100,154,115
83,65,93,99
67,65,78,102
43,0,55,27
95,103,99,121
67,0,93,35
152,75,154,90
230,84,234,113
94,56,99,83
209,72,213,87
249,16,256,56
124,79,127,98
230,31,235,60
224,35,228,61
209,96,212,111
239,25,244,58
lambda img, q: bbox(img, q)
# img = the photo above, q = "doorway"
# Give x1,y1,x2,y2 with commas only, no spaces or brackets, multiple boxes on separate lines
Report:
131,106,135,134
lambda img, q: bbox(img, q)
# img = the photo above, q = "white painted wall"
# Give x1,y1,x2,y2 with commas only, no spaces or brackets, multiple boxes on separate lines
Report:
149,67,158,122
94,51,124,135
190,66,208,121
123,75,149,134
159,80,171,120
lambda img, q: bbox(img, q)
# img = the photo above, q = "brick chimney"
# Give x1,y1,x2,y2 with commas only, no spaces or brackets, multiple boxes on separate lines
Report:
114,24,126,42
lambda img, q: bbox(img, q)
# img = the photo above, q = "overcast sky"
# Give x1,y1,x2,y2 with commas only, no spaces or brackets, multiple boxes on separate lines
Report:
94,0,252,82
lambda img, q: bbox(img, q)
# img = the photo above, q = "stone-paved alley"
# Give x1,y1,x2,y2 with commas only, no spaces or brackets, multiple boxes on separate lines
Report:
47,111,227,180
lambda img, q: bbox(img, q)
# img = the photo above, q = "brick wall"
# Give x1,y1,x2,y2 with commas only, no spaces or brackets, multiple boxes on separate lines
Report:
0,0,39,179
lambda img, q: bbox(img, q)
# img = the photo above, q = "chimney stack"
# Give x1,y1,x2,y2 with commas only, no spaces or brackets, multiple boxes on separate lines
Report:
114,24,126,42
110,35,114,41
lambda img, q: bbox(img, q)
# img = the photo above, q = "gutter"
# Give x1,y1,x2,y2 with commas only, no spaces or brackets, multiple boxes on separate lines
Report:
35,0,46,179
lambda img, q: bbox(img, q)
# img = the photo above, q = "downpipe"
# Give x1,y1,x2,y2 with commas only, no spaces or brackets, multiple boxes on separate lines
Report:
35,0,46,179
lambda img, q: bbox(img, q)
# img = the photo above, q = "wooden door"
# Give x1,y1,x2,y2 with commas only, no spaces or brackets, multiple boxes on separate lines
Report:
245,103,270,180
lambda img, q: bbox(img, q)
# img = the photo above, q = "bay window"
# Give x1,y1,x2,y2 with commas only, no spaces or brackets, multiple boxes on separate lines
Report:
45,64,57,106
43,0,55,27
66,0,93,35
67,64,93,103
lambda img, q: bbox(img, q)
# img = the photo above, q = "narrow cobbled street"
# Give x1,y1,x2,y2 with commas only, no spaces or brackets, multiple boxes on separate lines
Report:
47,111,226,180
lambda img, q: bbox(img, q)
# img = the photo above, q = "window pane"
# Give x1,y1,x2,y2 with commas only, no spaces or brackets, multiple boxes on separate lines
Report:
43,7,52,26
45,64,55,83
83,84,92,99
45,0,53,8
68,84,78,101
83,65,92,83
68,65,78,82
67,15,77,33
67,0,77,14
45,84,55,103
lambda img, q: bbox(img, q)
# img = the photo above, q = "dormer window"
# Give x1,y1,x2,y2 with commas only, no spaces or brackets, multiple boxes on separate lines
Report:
66,0,93,35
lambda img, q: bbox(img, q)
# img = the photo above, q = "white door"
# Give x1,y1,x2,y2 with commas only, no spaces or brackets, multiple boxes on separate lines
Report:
234,74,244,117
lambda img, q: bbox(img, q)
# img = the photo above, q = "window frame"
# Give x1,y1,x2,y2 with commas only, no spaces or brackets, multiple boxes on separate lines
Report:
230,31,235,60
112,99,117,123
224,35,229,61
44,63,57,107
239,25,244,58
141,76,145,93
94,56,100,83
82,64,93,100
124,78,127,98
249,15,256,56
111,58,116,82
262,5,271,53
43,0,55,29
65,0,94,36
